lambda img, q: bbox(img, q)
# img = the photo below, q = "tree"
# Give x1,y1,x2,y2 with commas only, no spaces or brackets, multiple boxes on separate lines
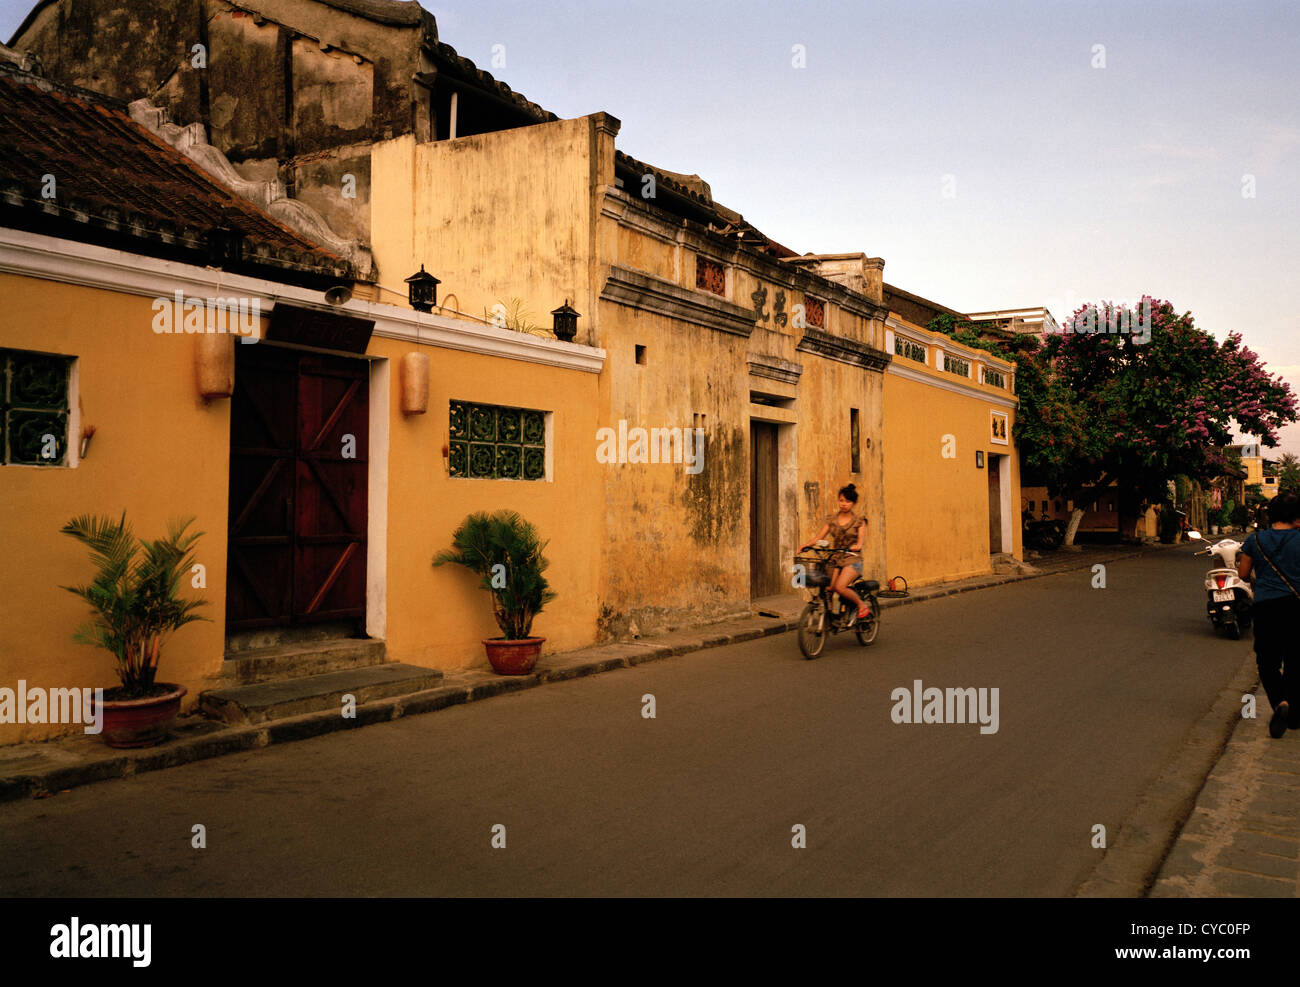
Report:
1279,452,1300,497
934,299,1298,546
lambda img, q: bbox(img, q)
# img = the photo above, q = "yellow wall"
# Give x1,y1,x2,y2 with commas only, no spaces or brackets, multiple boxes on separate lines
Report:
0,274,230,743
883,324,1020,586
376,335,602,668
371,117,596,336
0,269,603,743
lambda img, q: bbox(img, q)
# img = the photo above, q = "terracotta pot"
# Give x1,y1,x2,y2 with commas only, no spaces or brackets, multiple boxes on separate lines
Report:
482,637,544,675
95,684,187,749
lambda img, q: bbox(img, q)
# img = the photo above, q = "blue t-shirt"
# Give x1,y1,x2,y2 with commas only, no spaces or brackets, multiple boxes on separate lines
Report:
1242,528,1300,603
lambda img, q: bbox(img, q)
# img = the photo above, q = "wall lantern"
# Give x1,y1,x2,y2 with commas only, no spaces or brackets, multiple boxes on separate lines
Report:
550,299,580,343
975,450,985,469
401,352,429,415
405,265,440,313
196,334,235,400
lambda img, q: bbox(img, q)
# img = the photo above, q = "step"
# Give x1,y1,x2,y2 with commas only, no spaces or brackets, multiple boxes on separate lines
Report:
225,620,363,654
221,638,388,685
199,663,445,725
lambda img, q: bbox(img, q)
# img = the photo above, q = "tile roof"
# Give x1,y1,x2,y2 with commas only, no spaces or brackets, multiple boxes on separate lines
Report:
0,62,357,284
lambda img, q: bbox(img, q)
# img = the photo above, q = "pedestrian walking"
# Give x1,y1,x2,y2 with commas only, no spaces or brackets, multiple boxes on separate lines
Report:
1237,494,1300,737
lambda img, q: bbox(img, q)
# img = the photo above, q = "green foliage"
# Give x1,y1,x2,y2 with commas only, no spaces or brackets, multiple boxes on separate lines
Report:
60,514,208,697
1279,453,1300,497
1008,299,1298,513
433,510,557,640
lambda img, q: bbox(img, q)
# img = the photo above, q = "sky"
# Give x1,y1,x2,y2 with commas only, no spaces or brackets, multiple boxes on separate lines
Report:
5,0,1299,457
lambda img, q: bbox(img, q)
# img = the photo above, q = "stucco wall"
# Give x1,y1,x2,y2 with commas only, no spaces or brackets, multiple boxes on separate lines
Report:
883,328,1021,586
0,273,230,743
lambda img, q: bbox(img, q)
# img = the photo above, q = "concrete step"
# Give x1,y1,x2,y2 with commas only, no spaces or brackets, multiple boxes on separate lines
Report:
200,663,444,725
221,637,387,685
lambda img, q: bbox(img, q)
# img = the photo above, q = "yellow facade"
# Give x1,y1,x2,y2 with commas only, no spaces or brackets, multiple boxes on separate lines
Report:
0,243,604,743
882,318,1021,586
369,113,894,637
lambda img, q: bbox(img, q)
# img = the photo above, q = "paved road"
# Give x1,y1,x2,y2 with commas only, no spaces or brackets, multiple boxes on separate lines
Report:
0,546,1249,896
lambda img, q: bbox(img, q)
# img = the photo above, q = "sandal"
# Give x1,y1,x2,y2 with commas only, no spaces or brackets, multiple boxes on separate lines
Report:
857,603,871,620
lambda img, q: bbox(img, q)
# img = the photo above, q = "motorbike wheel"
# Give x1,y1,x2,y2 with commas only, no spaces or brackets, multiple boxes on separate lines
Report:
855,600,880,646
1225,620,1241,641
798,602,828,659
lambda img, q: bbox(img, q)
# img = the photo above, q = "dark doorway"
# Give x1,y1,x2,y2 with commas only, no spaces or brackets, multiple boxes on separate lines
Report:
226,344,369,631
750,421,781,597
988,453,1002,553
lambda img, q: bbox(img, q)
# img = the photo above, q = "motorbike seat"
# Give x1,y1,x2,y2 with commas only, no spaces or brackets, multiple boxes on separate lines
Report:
860,579,880,593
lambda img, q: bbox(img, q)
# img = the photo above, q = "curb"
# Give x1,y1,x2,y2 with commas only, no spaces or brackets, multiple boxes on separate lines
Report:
1074,649,1261,898
0,544,1161,804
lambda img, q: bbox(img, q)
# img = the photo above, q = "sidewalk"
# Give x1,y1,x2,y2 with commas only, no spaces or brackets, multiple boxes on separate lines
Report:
0,542,1156,806
1149,677,1300,897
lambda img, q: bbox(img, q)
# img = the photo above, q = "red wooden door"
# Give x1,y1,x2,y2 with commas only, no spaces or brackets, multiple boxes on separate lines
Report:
226,346,368,630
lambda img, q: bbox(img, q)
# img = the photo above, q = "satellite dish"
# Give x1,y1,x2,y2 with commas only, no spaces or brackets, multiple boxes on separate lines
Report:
324,285,353,306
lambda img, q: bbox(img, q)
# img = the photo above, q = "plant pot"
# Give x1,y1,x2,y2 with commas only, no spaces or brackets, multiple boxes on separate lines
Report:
95,683,187,748
482,637,544,675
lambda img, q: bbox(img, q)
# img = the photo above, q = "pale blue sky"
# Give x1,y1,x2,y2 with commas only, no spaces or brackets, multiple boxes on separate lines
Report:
6,0,1299,454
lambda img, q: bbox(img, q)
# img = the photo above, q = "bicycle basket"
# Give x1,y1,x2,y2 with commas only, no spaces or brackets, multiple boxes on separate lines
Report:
795,556,832,588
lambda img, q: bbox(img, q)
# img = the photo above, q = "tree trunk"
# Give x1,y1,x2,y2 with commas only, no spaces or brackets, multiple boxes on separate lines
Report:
1063,508,1085,549
1062,473,1114,548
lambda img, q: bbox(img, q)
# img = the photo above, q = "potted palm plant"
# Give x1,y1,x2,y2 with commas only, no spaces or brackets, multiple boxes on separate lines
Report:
433,510,556,674
61,514,208,748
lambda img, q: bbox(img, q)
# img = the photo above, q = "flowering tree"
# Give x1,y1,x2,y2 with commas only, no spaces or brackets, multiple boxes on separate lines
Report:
932,299,1298,545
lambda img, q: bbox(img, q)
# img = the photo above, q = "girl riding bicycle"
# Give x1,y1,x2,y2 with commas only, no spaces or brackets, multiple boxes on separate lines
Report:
799,483,871,620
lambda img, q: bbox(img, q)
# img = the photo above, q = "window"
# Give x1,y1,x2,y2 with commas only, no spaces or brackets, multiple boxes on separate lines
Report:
894,336,926,363
696,257,726,296
804,296,825,328
448,400,547,480
635,345,646,365
983,367,1005,389
2,348,72,466
850,408,861,473
943,353,971,377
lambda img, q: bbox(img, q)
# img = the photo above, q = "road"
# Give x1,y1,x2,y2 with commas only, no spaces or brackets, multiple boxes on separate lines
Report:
0,545,1249,896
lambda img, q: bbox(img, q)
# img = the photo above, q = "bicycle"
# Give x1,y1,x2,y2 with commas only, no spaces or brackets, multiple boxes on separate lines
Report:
793,543,881,659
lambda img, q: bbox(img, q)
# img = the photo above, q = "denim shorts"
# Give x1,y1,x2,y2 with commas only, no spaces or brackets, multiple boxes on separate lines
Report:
846,561,863,574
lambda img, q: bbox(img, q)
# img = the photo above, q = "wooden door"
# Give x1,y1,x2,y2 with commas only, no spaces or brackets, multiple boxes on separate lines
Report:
226,345,368,630
988,454,1002,554
750,422,781,597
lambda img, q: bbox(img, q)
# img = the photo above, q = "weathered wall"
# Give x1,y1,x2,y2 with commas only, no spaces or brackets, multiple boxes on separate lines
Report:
370,116,596,334
0,273,230,743
594,189,889,636
11,0,433,245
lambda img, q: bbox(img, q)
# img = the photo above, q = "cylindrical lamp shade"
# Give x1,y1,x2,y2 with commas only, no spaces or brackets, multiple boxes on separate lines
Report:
195,333,235,399
401,352,429,415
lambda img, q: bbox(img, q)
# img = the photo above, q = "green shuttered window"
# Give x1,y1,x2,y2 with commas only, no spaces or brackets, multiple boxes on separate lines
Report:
449,400,547,480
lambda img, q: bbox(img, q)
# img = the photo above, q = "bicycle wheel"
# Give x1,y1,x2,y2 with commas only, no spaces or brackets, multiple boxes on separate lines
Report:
855,599,880,645
798,601,827,659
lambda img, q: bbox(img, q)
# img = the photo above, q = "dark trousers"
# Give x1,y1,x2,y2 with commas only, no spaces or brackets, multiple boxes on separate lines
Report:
1252,596,1300,711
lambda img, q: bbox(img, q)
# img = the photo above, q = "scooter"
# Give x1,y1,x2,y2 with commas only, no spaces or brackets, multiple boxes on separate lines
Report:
1187,530,1253,639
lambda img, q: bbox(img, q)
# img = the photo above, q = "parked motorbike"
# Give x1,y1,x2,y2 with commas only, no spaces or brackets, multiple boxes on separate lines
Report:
1187,530,1253,639
793,542,881,659
1022,510,1066,551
